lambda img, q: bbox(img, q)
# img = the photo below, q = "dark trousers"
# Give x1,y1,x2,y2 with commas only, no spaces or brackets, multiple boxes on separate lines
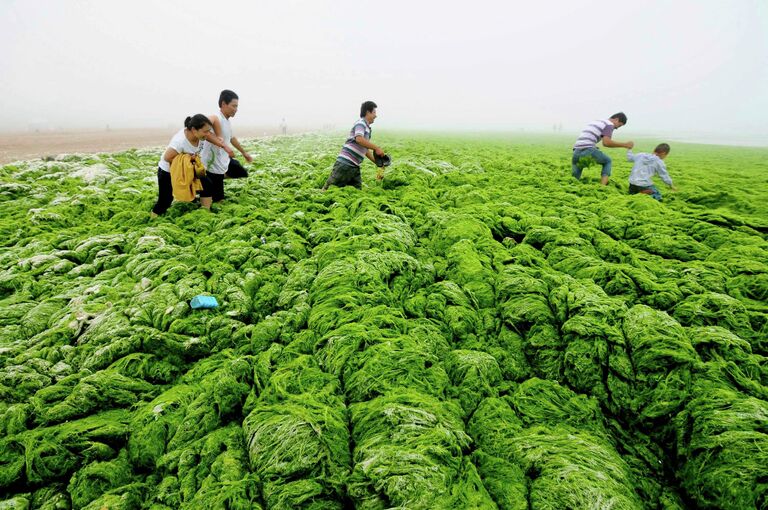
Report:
629,183,662,201
208,159,249,201
226,158,248,178
324,158,362,189
151,167,213,215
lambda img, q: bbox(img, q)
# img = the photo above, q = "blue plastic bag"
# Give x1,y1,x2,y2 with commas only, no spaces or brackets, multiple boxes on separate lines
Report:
190,295,219,309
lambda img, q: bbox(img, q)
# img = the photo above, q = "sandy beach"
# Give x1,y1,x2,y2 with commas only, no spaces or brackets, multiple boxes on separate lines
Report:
0,126,287,165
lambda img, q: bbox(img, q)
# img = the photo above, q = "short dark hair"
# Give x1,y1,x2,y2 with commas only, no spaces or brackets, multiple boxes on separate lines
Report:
219,90,239,107
360,101,377,118
654,143,670,154
610,112,627,125
184,114,212,130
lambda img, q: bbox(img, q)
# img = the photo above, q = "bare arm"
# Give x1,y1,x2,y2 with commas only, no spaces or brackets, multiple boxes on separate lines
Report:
162,147,179,164
355,135,384,156
230,137,252,163
203,132,229,150
203,116,235,158
365,151,377,164
602,136,633,149
209,115,223,138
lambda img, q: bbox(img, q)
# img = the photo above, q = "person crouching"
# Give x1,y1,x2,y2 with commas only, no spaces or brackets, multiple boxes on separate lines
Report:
627,143,677,201
151,114,215,217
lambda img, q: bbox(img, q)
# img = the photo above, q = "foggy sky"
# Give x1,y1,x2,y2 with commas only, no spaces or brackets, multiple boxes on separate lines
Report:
2,0,766,142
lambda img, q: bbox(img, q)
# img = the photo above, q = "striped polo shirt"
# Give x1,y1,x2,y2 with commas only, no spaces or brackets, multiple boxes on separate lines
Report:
337,118,371,167
573,119,614,149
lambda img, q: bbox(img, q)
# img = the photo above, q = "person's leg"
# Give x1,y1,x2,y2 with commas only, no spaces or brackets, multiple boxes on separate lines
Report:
225,158,248,179
151,168,173,216
198,175,213,210
322,166,336,191
335,161,361,188
323,160,347,190
590,148,612,185
629,184,656,197
208,173,225,202
351,167,362,189
571,149,584,179
650,186,662,201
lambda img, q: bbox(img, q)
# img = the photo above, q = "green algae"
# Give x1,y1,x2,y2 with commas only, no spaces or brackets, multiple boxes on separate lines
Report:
0,134,766,508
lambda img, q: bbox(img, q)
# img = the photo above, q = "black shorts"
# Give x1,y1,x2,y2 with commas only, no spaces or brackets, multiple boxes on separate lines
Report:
151,167,212,215
208,173,226,202
208,159,249,201
226,158,248,179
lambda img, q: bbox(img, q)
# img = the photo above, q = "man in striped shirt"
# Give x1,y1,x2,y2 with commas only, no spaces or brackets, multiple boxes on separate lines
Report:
322,101,386,190
571,112,634,185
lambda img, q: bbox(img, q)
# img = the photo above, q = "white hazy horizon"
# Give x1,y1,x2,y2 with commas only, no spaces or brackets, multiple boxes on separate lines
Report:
2,0,766,145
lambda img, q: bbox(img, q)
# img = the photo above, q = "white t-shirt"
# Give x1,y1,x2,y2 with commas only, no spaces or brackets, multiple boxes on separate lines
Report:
200,111,233,175
158,129,203,172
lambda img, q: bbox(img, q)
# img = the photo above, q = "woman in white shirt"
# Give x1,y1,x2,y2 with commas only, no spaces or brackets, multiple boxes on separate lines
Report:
151,114,215,217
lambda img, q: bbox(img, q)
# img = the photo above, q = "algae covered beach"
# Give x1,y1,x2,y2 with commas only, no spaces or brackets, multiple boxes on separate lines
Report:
1,133,767,508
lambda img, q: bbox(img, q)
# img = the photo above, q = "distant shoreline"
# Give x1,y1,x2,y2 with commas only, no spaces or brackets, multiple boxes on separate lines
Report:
662,137,768,148
1,128,765,166
0,126,303,165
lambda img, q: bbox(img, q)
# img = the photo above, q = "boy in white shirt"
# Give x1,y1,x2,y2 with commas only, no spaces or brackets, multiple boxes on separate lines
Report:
627,143,677,201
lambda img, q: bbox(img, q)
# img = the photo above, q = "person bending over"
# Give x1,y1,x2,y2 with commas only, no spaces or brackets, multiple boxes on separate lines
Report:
572,112,634,185
150,114,214,217
628,143,677,201
322,101,385,190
